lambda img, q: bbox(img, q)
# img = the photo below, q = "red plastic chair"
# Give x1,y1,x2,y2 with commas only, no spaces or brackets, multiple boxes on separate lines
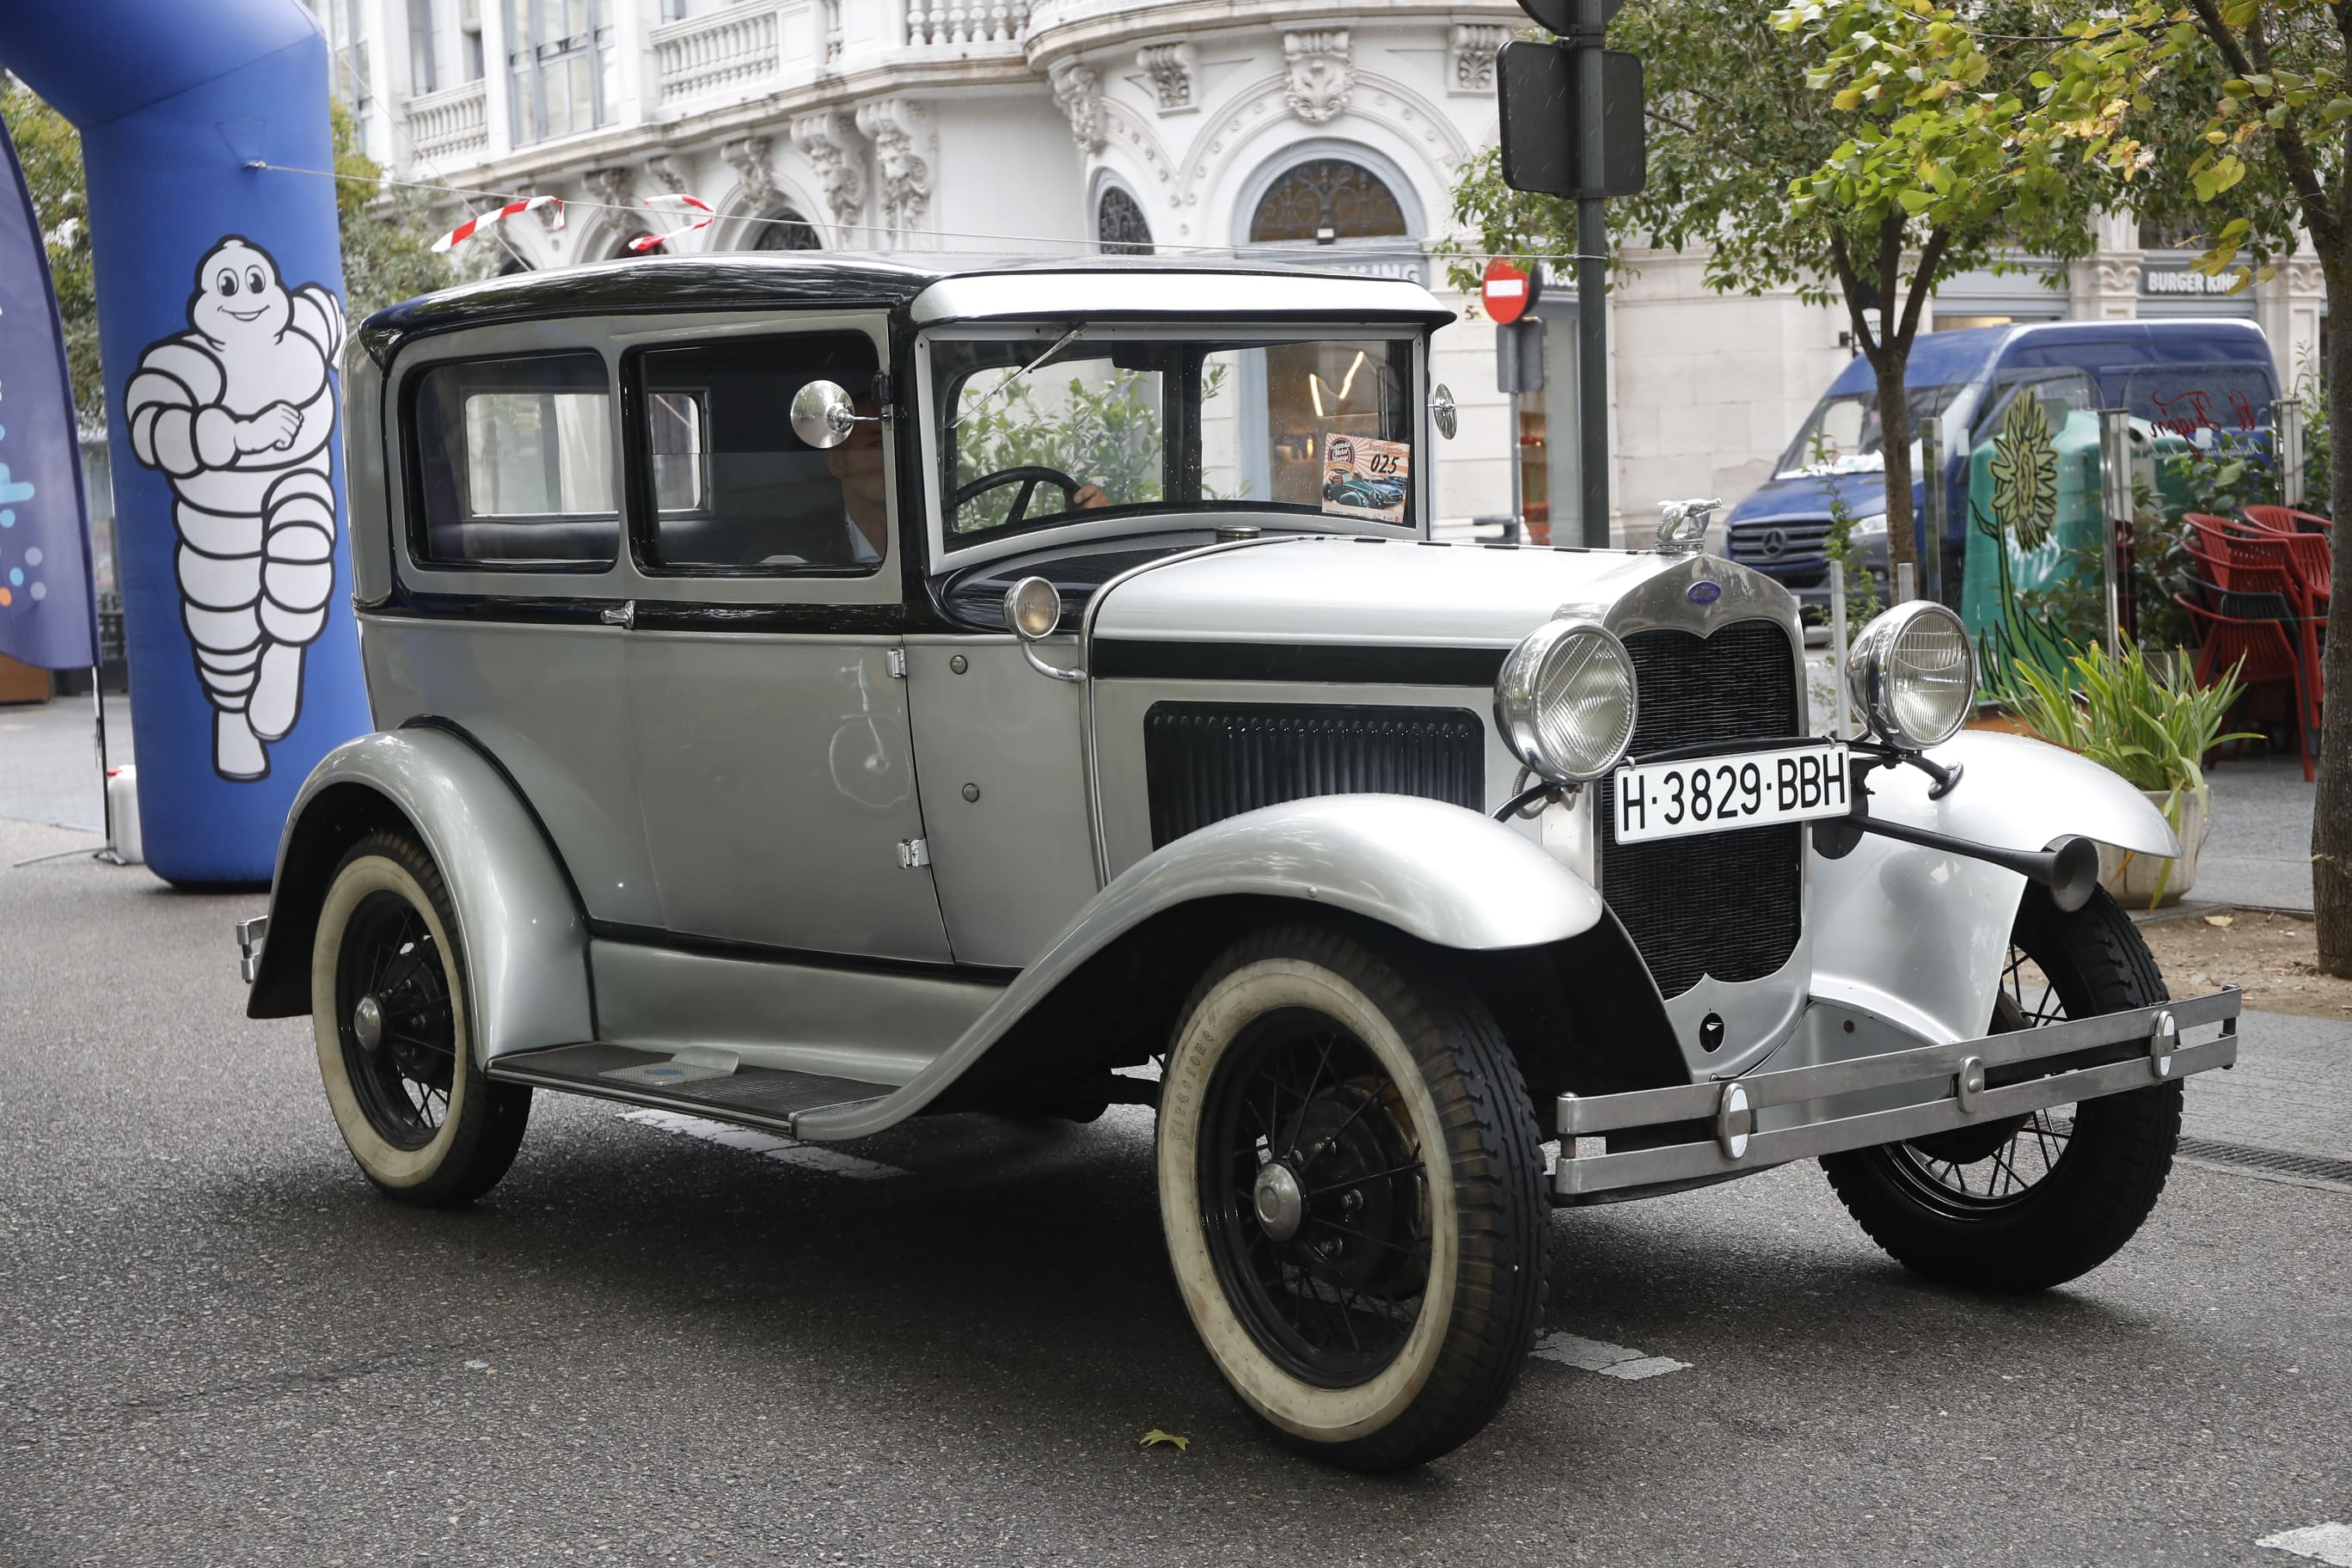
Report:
2242,503,2333,535
2186,518,2331,617
2175,588,2316,780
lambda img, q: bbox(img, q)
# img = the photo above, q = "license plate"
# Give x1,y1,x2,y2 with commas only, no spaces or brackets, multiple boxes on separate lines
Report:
1611,743,1850,844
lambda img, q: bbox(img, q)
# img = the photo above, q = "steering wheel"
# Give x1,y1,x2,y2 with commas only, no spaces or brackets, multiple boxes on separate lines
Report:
952,465,1083,529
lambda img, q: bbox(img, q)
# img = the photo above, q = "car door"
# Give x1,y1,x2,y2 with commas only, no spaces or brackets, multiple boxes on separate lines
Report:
616,316,952,963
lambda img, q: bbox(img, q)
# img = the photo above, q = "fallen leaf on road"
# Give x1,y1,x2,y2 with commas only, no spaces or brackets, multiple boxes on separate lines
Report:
1140,1430,1191,1452
2203,914,2234,928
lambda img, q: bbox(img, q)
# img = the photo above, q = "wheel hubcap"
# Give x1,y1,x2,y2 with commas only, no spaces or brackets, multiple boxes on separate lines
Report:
352,994,385,1051
1253,1162,1305,1241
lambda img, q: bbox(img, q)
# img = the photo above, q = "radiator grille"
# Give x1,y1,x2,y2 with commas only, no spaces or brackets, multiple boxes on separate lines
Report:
1144,703,1485,848
1598,618,1804,997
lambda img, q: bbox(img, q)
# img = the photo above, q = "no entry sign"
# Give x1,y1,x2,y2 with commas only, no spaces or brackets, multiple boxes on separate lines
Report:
1483,257,1541,324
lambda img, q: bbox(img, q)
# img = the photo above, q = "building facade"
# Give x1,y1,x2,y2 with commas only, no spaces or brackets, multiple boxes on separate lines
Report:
318,0,2330,542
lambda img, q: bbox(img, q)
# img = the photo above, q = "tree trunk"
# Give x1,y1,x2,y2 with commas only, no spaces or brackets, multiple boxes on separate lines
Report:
2314,254,2352,976
1874,343,1918,592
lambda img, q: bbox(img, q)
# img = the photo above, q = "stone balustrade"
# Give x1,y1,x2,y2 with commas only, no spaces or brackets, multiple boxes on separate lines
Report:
654,3,782,103
904,0,1031,48
404,79,488,163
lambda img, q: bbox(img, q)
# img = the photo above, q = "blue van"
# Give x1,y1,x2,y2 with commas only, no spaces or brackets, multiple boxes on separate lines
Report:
1722,318,2281,613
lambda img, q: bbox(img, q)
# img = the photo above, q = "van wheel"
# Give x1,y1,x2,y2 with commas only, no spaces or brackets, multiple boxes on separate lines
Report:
1820,885,2181,1291
310,831,530,1206
1156,926,1548,1472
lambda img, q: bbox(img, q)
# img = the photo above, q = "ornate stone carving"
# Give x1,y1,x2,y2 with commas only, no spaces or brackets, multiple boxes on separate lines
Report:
1137,42,1197,113
514,181,565,231
583,166,634,211
1050,59,1106,153
646,155,689,196
1449,25,1507,95
720,135,779,212
790,111,866,232
855,98,934,240
1283,29,1353,126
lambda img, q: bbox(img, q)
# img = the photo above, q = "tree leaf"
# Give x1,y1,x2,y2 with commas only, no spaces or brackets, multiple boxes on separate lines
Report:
1140,1430,1191,1452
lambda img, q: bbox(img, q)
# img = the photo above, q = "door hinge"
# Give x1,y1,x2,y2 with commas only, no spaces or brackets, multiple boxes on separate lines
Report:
885,647,907,678
896,837,931,869
600,599,636,630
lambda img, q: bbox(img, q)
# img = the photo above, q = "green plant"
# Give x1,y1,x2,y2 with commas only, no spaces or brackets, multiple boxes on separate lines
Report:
2004,639,2259,905
1819,469,1883,629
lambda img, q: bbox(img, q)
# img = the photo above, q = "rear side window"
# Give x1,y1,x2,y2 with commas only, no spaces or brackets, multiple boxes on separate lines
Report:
408,352,618,568
629,333,885,573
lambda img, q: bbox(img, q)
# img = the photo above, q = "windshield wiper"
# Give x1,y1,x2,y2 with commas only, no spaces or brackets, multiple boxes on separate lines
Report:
950,328,1084,431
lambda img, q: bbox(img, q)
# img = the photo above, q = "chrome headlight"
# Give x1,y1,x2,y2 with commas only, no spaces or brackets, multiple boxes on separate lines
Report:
1847,600,1975,750
1495,621,1638,785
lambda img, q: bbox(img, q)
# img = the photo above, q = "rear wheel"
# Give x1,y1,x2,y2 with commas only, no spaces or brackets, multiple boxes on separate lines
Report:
1156,926,1548,1472
1821,886,2181,1291
310,831,530,1206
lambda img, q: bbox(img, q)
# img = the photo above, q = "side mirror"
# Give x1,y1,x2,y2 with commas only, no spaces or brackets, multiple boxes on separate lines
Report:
1431,383,1458,441
1003,576,1085,683
790,380,859,449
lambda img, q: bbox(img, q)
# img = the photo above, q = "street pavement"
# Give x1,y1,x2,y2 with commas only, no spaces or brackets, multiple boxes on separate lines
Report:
2196,751,2321,913
2,812,2347,1567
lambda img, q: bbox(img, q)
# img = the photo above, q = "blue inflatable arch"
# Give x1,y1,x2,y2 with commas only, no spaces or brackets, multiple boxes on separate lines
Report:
0,0,367,885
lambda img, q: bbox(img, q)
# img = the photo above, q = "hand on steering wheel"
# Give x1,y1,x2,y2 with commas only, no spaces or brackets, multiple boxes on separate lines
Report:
952,465,1096,529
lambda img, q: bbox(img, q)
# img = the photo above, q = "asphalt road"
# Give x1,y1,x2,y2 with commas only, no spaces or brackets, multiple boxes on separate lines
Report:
3,815,2348,1568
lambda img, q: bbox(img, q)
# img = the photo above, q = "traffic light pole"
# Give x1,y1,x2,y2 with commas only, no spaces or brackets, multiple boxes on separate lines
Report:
1575,0,1611,548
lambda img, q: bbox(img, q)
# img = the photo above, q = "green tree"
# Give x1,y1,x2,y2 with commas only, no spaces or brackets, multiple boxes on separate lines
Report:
330,99,477,354
2037,0,2352,972
1,79,102,428
1449,2,2128,581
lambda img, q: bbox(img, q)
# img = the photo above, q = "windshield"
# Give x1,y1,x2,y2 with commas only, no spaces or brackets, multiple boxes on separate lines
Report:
1777,382,1972,479
928,330,1418,545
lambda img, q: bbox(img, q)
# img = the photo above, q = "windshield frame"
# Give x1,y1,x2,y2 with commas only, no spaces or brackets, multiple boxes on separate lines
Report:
915,319,1431,573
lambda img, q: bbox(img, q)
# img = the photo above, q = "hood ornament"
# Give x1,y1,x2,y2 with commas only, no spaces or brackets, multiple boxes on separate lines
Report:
1657,497,1723,556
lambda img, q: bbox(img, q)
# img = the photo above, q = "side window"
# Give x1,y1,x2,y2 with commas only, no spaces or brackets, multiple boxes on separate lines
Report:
409,352,618,568
630,333,885,573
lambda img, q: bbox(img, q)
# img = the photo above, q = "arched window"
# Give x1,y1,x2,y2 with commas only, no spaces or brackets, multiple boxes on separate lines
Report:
610,230,657,259
1248,158,1406,245
1097,186,1153,255
750,205,823,251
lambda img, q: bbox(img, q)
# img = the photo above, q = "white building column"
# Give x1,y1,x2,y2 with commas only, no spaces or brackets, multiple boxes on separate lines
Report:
2258,232,2327,389
2068,207,2141,321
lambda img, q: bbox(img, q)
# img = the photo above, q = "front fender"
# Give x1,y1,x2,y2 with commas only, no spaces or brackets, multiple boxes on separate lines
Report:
247,727,592,1063
796,794,1603,1137
1809,730,2176,1044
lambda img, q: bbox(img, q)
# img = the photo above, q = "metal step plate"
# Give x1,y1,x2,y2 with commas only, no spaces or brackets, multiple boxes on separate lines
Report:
489,1043,889,1130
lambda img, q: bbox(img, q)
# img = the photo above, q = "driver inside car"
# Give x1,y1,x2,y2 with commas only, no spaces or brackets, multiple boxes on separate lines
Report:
826,398,1110,562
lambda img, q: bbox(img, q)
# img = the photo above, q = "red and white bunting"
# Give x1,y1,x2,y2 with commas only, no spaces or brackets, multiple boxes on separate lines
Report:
628,193,716,253
431,195,564,254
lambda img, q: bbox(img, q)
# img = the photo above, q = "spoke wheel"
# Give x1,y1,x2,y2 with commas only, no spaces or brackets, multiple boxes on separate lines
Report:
1157,925,1548,1473
1820,885,2183,1293
1199,1009,1430,1388
311,831,531,1207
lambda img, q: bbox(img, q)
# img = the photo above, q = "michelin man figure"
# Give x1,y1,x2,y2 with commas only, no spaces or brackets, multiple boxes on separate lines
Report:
126,237,344,781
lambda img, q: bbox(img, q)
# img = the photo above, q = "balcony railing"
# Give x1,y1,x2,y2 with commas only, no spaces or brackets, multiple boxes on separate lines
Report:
404,78,488,163
653,3,781,104
905,0,1031,46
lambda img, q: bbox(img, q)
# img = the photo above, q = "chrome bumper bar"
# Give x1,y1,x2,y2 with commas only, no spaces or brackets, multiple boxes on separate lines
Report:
1554,987,2241,1198
235,916,270,985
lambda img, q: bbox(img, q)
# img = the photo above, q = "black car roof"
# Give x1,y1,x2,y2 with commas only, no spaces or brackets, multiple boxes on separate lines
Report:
357,249,1434,364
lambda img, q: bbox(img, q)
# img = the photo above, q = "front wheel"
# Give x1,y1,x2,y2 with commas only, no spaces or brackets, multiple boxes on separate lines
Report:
1821,885,2182,1292
1156,926,1549,1472
310,831,530,1207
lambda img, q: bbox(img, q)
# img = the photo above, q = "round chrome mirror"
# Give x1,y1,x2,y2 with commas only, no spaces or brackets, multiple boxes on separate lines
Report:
1431,383,1459,441
790,379,858,450
1004,576,1063,642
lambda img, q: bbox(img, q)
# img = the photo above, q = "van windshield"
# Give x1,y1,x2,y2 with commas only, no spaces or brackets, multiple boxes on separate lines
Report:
1776,383,1972,479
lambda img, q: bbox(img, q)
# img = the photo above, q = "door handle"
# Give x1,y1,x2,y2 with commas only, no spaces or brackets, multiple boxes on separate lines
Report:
600,599,635,630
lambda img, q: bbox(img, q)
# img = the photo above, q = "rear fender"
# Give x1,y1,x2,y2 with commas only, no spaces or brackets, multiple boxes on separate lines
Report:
1810,730,2177,1043
795,794,1607,1137
247,727,592,1063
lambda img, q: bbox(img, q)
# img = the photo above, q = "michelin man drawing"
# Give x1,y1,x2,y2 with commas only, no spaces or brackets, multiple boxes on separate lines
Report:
126,236,344,781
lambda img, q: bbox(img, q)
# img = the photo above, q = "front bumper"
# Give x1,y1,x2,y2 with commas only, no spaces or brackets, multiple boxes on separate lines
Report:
1554,987,2240,1199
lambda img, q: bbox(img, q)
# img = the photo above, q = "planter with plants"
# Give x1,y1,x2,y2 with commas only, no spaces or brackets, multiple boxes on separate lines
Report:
2001,640,2256,908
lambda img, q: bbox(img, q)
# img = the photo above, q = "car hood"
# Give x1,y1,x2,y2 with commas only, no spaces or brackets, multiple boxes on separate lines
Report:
1089,535,1794,652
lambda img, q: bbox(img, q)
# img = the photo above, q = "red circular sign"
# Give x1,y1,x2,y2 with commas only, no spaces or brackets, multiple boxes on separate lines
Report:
1482,257,1539,324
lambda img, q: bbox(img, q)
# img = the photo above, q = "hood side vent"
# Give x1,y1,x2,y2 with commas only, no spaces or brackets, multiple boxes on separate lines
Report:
1143,702,1484,849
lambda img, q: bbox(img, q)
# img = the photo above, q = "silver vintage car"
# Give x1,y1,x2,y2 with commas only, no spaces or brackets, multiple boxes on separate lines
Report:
239,254,2239,1471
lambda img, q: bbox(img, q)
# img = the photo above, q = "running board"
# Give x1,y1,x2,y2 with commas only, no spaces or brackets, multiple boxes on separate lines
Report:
487,1044,891,1136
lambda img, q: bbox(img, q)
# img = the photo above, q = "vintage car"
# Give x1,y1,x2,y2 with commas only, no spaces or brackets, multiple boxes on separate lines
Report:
236,253,2239,1473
